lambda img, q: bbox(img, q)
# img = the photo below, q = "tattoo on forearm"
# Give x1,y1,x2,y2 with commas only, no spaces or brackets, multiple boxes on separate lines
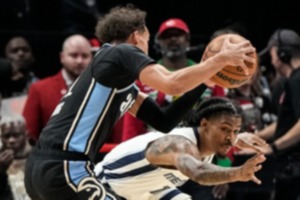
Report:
148,135,198,156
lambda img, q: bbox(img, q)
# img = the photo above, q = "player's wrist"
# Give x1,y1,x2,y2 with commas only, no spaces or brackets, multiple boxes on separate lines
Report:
231,167,242,182
270,142,279,154
214,53,227,66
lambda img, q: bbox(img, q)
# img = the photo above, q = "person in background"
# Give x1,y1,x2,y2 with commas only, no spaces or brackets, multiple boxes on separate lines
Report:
255,29,300,142
23,34,92,141
0,114,32,200
259,29,298,115
1,37,37,98
249,29,300,200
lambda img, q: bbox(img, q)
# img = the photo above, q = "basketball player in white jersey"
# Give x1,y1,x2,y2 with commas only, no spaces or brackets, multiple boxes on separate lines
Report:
95,97,267,200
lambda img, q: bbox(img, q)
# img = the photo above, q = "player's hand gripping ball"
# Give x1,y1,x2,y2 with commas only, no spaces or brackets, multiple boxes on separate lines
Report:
202,34,258,88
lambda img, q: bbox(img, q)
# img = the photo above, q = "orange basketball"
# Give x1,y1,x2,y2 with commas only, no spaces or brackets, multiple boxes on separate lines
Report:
201,34,257,88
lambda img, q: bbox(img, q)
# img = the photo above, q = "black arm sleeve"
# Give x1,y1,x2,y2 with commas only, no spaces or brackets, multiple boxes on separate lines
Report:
136,84,207,132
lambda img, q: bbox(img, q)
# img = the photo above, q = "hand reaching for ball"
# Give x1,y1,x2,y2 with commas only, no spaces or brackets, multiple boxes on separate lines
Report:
202,34,258,88
220,35,256,75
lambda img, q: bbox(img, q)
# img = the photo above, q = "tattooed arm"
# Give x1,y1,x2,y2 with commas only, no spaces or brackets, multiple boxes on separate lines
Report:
145,135,266,186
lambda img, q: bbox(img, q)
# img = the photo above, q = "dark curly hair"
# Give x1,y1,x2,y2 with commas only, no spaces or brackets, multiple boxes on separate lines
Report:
95,4,147,43
182,97,243,127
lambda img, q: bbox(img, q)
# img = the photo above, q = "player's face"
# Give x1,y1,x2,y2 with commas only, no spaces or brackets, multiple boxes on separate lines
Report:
206,115,241,156
60,41,92,79
136,27,150,55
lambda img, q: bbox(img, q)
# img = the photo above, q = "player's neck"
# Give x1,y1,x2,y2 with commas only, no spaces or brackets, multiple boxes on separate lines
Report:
198,127,215,158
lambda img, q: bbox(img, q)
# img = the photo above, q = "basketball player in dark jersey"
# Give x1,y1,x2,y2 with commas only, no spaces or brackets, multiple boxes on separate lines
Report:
24,5,256,200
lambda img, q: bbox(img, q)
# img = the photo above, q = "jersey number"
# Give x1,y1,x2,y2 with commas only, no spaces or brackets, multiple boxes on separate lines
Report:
120,93,135,115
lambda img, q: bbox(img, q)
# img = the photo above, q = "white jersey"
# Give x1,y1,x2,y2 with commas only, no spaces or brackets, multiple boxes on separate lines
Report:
95,127,214,200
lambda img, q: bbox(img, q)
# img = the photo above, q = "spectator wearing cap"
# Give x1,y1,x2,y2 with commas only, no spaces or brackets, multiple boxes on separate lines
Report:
155,18,191,69
254,29,300,200
23,34,92,141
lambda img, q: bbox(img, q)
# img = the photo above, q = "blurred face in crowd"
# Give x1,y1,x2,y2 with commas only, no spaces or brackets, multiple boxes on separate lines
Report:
270,46,290,76
1,122,27,156
157,29,190,59
60,35,92,80
5,37,34,72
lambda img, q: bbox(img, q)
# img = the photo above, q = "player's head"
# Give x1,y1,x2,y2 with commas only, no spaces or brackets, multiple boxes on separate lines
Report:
95,4,149,54
155,18,190,59
183,97,242,155
60,34,92,80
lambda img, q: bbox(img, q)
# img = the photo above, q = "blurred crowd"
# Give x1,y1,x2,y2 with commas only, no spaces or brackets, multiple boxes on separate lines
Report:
1,2,300,200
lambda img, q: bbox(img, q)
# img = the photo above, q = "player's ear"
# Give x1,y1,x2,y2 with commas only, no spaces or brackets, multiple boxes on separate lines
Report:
127,31,139,45
200,118,208,129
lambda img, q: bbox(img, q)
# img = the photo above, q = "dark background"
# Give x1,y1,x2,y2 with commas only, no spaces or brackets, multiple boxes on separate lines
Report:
0,0,298,78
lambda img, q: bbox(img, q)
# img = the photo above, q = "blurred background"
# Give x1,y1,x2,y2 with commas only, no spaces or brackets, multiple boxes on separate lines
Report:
0,0,297,78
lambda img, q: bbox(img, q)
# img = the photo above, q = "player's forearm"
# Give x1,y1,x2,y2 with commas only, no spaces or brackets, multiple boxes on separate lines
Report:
273,120,300,151
176,154,240,186
255,122,276,140
135,85,207,132
192,164,241,186
165,55,225,95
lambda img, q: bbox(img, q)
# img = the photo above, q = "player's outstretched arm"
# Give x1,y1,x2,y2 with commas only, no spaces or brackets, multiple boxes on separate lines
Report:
145,135,266,186
139,39,255,96
174,153,265,186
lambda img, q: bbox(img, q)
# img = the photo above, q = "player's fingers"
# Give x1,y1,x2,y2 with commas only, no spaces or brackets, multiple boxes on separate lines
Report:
254,164,262,172
251,136,268,146
252,154,266,165
243,46,256,54
246,142,265,153
237,40,252,48
238,62,250,76
251,175,261,185
221,35,231,49
243,55,256,64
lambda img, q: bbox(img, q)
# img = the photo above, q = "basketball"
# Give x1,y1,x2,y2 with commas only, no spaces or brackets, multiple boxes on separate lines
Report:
201,34,257,88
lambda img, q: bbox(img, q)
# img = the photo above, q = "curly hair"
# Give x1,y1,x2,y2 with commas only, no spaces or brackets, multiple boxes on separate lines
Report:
95,4,147,43
182,97,243,127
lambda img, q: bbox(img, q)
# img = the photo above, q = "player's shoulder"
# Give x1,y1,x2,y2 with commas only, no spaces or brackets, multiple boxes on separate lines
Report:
168,127,194,135
167,127,197,144
113,43,143,54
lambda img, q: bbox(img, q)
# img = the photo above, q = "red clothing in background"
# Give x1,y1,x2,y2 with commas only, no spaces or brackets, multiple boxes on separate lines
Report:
23,71,68,140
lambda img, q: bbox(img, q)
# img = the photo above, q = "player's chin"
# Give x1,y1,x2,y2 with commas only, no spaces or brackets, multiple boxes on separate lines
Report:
217,145,232,156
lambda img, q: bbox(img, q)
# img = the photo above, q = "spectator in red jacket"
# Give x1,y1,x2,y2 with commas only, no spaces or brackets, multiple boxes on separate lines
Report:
23,34,92,141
